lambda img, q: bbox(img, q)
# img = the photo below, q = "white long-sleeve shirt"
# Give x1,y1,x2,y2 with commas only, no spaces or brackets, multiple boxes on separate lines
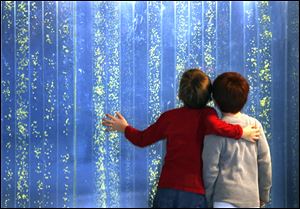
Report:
202,113,272,208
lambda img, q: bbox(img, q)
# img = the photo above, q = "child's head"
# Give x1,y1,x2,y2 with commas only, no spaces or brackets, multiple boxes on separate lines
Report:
212,72,249,114
179,68,212,108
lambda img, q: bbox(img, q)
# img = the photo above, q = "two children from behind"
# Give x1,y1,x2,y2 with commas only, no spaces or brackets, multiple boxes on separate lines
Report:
102,69,264,208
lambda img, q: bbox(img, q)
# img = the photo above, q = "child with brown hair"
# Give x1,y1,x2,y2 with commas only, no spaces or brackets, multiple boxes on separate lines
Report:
202,72,272,208
102,68,260,208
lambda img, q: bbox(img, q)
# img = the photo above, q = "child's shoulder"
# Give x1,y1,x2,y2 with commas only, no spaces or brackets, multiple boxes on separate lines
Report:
202,106,217,113
241,113,263,129
160,107,183,117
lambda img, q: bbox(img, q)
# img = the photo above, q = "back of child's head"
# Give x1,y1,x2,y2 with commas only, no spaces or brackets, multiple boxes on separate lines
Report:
212,72,249,113
179,68,212,108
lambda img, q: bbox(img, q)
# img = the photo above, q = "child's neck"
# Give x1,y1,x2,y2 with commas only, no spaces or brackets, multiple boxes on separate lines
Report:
222,111,242,117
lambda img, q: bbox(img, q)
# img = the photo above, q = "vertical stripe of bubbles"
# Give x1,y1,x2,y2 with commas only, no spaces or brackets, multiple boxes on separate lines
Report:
120,1,135,207
189,1,202,68
147,1,162,207
106,2,121,208
244,1,259,117
257,1,272,140
15,1,30,207
43,1,57,207
175,1,189,107
133,2,148,206
92,2,107,207
1,1,15,208
29,1,44,207
216,1,230,74
203,1,217,79
57,1,74,207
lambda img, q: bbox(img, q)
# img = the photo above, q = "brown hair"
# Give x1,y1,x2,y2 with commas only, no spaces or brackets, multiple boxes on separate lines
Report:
212,72,249,113
179,68,212,108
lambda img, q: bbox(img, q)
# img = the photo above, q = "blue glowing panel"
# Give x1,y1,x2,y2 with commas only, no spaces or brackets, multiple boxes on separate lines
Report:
1,1,299,208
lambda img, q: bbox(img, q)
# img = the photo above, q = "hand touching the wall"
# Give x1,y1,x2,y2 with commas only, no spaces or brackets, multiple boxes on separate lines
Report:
102,112,129,132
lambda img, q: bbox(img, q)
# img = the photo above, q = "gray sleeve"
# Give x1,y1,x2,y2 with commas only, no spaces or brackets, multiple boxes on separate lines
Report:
257,121,272,204
202,135,223,208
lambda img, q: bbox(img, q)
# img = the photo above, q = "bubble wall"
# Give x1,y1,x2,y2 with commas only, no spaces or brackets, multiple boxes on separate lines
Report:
1,1,299,208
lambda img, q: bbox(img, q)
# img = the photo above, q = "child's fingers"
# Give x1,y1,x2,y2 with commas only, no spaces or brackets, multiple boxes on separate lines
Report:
249,139,256,143
102,121,113,127
252,134,260,141
106,114,116,121
251,126,259,131
252,127,260,139
102,118,113,124
116,112,124,119
255,130,260,138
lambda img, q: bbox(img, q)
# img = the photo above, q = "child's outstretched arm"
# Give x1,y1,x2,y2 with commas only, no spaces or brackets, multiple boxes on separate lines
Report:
204,108,260,143
102,112,167,147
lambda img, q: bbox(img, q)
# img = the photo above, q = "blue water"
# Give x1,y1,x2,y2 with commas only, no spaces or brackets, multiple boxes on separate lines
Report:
1,1,299,208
